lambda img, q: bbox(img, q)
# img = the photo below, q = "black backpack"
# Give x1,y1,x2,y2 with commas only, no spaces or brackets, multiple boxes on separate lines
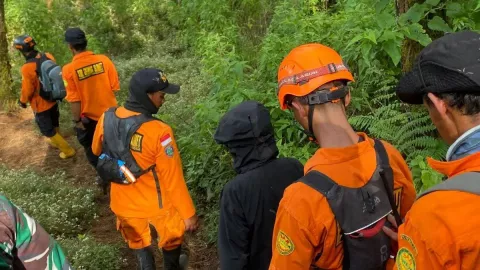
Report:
26,53,66,101
299,139,402,270
96,107,159,187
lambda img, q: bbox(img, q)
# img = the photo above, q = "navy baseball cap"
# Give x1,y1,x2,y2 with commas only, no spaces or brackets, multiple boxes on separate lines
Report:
129,68,180,94
65,27,87,44
396,30,480,104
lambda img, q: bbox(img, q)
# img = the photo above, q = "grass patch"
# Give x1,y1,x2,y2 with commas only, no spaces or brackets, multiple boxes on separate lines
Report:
0,166,122,269
59,235,125,270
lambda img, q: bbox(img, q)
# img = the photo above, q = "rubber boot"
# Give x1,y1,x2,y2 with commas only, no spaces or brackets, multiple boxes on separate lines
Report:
134,247,156,270
162,246,182,270
46,137,58,148
46,128,61,148
179,253,189,270
50,133,76,159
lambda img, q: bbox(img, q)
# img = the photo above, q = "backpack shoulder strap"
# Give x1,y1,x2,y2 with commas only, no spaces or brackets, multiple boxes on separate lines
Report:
106,107,117,113
373,139,390,170
373,139,403,226
298,170,336,197
34,53,48,76
417,172,480,199
124,113,158,173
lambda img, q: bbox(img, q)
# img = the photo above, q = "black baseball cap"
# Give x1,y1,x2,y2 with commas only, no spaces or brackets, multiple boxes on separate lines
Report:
129,68,180,95
396,30,480,104
65,27,87,45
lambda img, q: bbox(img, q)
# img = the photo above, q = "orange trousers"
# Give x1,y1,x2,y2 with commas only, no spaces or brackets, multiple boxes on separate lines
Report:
116,208,185,250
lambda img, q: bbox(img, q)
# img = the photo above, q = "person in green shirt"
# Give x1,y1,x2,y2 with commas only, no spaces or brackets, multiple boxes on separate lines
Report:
0,194,71,269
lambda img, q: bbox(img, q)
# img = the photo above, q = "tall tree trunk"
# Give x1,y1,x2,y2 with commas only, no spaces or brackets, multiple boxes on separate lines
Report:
396,0,424,72
0,0,13,101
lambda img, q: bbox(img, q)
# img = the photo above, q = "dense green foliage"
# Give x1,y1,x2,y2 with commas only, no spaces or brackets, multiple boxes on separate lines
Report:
4,0,480,244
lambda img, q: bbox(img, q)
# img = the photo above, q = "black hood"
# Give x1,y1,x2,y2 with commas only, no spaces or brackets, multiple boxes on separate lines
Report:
214,100,278,174
124,87,158,115
124,72,159,115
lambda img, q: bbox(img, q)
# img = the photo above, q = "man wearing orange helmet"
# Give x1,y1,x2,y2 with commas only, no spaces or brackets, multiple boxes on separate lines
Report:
269,43,416,269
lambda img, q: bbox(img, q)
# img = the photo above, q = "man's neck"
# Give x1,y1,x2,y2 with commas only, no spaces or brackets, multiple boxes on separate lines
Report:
73,49,86,56
312,113,359,148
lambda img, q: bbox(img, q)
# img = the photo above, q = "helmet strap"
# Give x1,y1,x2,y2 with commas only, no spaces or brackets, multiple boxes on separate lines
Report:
304,104,318,143
24,50,38,61
303,85,348,144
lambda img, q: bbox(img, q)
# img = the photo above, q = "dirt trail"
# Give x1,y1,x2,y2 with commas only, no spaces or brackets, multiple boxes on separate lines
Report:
0,108,218,270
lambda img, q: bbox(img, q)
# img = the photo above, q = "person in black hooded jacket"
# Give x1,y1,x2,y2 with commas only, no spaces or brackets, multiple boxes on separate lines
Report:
214,100,304,270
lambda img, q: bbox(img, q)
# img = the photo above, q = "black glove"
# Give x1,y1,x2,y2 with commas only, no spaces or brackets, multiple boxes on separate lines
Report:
18,100,27,109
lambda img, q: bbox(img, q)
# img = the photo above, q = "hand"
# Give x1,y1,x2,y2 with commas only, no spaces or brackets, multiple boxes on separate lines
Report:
382,214,399,242
18,100,27,109
184,214,199,232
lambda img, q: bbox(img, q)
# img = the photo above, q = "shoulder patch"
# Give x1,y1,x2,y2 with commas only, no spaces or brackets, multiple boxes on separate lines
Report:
396,247,416,270
400,234,418,255
130,133,143,152
394,187,403,213
276,230,295,256
165,145,174,157
160,134,172,147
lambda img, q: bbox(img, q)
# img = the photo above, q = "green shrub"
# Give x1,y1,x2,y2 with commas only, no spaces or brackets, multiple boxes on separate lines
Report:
0,167,96,236
59,235,124,270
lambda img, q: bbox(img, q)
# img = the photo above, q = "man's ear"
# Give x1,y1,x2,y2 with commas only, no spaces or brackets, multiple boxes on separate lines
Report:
344,89,351,107
427,93,448,117
292,99,308,118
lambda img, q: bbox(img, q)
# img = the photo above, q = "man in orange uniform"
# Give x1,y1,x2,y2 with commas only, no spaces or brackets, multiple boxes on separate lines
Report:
13,34,75,159
92,68,198,270
269,43,416,269
388,30,480,269
62,27,119,167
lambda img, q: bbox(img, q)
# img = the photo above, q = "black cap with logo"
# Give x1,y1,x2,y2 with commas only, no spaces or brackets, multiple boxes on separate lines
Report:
65,27,87,45
129,68,180,95
396,30,480,104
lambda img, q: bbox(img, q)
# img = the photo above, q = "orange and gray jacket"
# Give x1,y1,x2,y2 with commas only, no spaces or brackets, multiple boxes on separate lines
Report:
19,51,56,113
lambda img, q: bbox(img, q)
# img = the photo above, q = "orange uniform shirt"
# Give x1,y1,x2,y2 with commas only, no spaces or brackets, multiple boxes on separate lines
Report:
19,52,56,113
395,152,480,270
92,107,196,220
62,51,120,121
270,133,416,270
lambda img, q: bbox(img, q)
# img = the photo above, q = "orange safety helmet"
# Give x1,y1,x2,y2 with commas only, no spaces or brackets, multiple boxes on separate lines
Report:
277,43,354,110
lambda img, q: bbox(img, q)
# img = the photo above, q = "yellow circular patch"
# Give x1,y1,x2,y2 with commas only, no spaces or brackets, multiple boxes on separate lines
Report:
396,247,416,270
276,230,295,256
63,79,68,87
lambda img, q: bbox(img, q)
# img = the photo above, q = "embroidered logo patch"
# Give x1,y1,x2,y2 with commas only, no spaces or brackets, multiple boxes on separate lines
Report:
335,221,343,247
165,145,174,157
394,187,403,213
396,247,416,270
401,234,418,255
276,231,294,256
130,133,143,152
